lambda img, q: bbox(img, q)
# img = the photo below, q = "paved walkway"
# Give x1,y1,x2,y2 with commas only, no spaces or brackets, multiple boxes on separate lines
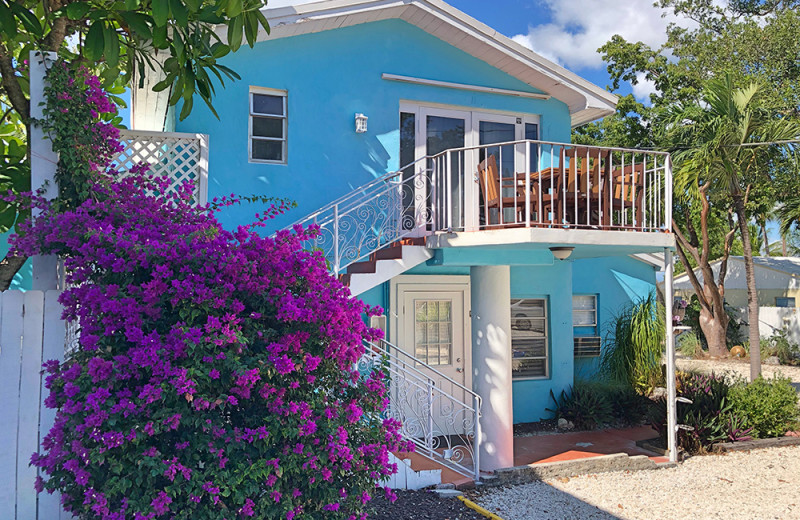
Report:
514,425,666,466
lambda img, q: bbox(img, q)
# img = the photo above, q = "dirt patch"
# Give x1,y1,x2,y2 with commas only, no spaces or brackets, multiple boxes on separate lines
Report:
367,490,485,520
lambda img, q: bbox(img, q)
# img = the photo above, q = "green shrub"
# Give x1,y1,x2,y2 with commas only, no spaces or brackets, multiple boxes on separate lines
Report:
729,376,799,438
600,293,665,394
649,371,752,454
547,381,654,429
547,383,613,429
759,330,800,366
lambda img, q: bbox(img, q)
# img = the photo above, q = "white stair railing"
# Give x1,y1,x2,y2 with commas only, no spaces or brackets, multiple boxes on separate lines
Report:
359,339,481,482
290,157,432,275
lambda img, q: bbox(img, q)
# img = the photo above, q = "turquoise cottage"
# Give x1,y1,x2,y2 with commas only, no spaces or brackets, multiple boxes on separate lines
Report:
132,0,675,483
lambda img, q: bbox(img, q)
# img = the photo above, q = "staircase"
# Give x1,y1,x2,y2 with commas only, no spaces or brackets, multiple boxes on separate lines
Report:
287,162,482,486
339,238,432,295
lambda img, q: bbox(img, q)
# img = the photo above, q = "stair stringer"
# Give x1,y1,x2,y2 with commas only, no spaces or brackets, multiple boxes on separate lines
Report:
348,245,433,296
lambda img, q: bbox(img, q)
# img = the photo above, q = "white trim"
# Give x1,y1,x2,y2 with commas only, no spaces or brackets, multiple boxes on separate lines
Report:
248,87,288,165
383,73,551,100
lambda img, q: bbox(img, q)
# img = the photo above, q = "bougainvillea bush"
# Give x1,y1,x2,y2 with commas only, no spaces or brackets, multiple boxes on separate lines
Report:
13,61,409,520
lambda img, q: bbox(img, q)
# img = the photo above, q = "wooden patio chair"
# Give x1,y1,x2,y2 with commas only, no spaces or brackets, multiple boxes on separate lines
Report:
477,154,540,226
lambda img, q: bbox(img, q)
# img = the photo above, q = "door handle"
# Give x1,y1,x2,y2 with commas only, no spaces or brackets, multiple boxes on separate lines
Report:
456,367,464,373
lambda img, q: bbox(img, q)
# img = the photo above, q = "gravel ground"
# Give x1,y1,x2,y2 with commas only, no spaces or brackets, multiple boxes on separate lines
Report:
676,356,800,384
474,446,800,520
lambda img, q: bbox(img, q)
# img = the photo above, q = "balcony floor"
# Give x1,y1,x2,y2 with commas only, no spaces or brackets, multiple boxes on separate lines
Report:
426,227,674,259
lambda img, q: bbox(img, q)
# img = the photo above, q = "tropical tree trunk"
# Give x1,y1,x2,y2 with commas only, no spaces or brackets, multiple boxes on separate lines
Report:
698,297,729,357
733,195,761,379
761,219,768,256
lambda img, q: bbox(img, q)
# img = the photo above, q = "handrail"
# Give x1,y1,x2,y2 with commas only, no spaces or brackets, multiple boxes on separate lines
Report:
287,138,671,275
361,338,482,482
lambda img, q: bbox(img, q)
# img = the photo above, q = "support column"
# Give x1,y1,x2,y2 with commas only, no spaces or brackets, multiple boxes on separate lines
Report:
29,51,60,291
664,248,678,463
470,265,514,471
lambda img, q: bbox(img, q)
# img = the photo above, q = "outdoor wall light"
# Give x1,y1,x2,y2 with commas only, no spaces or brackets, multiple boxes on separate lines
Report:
549,246,574,260
355,113,368,133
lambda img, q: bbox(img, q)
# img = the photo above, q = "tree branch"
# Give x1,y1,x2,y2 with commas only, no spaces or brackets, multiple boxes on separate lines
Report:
0,254,28,291
0,44,30,123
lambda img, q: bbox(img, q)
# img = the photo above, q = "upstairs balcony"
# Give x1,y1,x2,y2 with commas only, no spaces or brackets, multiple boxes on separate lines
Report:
295,140,673,275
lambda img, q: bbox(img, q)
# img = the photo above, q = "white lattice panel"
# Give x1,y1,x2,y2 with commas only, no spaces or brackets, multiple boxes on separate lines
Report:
113,130,208,205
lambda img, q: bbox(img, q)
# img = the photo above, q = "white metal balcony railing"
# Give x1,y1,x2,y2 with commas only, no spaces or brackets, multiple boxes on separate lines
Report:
292,139,672,275
359,339,481,482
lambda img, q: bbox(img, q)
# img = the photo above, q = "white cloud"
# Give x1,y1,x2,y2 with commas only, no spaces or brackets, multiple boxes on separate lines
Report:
511,0,692,70
631,72,657,102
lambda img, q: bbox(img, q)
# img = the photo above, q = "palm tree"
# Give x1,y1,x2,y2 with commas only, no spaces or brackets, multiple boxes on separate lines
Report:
669,74,800,380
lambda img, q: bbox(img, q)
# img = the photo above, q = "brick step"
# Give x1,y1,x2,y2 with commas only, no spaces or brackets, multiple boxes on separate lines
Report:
395,451,475,489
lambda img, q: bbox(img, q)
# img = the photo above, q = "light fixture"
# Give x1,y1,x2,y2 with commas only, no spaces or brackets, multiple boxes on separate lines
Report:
355,113,368,133
549,246,574,260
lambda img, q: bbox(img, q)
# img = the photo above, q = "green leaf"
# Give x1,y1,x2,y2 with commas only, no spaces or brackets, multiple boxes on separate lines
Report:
66,2,91,20
152,0,169,27
0,2,18,37
84,21,106,62
10,4,43,37
103,25,120,67
227,0,242,18
227,17,243,52
210,42,229,59
243,12,258,47
183,0,200,13
124,0,140,9
119,12,152,38
169,0,188,27
179,96,193,121
152,23,168,47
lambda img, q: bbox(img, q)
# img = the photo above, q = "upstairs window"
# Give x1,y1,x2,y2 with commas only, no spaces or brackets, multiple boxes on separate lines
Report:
776,297,795,308
249,88,287,163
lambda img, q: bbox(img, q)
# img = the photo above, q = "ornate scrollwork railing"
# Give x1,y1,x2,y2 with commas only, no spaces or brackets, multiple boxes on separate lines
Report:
359,339,481,482
291,157,433,275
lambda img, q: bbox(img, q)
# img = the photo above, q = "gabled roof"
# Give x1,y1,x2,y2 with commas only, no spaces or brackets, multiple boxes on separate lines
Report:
249,0,617,127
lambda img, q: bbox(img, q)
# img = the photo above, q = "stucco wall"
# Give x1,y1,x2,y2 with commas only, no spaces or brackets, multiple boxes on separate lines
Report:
175,19,572,234
571,256,658,380
361,254,657,424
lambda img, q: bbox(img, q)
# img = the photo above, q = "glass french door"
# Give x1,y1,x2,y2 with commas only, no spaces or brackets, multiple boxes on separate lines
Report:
399,105,539,232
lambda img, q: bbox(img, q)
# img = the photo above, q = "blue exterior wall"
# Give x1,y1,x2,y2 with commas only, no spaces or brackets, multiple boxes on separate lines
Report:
369,254,657,424
175,19,571,233
571,256,658,381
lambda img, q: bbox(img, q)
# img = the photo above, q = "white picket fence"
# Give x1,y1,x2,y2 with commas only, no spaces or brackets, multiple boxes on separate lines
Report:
0,290,73,520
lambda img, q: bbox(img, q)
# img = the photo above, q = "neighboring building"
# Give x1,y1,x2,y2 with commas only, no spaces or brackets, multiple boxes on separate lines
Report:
673,256,800,309
129,0,675,482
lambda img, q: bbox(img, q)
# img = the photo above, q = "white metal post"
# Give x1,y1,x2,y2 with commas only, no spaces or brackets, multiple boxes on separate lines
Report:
30,51,60,291
664,247,678,463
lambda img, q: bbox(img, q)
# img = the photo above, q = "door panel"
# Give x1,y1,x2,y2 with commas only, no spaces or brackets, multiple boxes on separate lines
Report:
402,290,465,387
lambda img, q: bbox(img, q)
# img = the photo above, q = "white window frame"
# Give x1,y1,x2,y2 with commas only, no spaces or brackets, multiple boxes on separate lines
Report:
249,86,287,164
510,298,549,380
572,294,598,327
